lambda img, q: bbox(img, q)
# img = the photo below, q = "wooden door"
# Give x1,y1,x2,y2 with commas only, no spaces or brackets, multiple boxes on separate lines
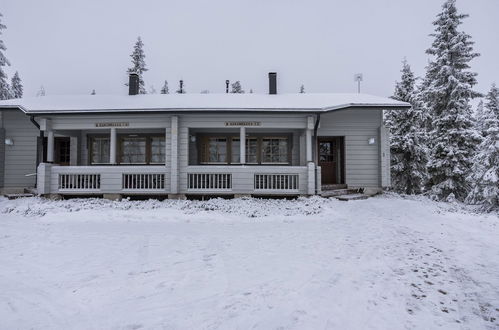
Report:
54,137,71,166
318,137,343,185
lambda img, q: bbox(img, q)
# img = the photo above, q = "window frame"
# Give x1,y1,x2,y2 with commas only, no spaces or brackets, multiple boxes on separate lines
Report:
197,133,292,165
87,133,166,166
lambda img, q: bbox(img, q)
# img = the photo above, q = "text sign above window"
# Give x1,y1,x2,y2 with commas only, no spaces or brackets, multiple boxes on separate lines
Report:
224,121,261,127
95,122,130,128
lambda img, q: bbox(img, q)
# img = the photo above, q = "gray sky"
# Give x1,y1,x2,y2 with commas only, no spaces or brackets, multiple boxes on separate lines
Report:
2,0,499,98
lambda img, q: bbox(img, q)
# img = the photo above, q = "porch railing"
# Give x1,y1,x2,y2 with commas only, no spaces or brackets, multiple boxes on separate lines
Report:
183,166,308,194
254,174,299,191
59,173,101,191
188,173,232,190
46,166,169,194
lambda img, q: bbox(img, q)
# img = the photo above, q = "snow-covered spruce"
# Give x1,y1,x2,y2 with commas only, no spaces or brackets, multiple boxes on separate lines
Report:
466,84,499,212
0,12,11,101
126,36,148,94
421,0,480,201
10,71,22,99
385,59,427,194
160,80,169,94
230,80,244,94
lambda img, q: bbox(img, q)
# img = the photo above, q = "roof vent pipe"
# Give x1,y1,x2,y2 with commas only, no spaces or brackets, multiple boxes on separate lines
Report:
128,73,139,95
268,72,277,95
226,80,230,93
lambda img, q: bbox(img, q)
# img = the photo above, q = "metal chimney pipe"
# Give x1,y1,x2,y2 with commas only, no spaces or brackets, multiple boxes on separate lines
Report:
226,80,230,93
128,73,139,95
268,72,277,95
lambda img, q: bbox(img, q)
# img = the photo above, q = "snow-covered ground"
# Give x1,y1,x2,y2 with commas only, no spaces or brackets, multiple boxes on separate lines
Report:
0,195,497,330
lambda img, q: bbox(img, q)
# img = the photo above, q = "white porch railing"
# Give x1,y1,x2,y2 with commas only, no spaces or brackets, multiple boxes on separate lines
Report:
188,173,232,190
183,166,308,195
38,164,311,195
59,173,101,191
43,165,169,194
254,174,299,191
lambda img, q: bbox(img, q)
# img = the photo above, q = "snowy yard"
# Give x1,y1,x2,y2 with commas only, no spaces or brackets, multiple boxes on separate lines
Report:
0,195,497,330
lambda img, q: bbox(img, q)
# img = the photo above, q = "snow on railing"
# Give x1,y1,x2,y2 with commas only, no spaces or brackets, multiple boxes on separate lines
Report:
59,174,101,190
188,173,232,190
122,173,165,190
254,174,299,191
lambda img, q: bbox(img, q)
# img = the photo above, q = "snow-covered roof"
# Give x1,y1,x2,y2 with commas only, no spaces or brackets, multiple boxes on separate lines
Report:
0,93,410,114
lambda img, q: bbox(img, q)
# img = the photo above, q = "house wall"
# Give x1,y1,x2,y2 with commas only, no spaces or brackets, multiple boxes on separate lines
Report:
10,108,389,195
318,108,384,189
0,109,38,193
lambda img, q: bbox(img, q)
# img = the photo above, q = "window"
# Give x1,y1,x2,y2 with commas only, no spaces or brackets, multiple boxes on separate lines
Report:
120,137,146,164
150,137,166,164
231,137,258,163
202,137,227,163
262,137,289,163
91,137,110,164
198,134,290,165
89,134,165,165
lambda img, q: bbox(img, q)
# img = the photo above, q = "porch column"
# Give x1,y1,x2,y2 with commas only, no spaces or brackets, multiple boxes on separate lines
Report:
170,116,178,194
110,128,117,165
46,130,54,163
240,126,246,164
305,128,312,162
69,136,78,166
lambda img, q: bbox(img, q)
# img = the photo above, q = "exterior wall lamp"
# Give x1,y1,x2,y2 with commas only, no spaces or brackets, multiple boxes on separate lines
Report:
368,137,376,145
5,138,14,146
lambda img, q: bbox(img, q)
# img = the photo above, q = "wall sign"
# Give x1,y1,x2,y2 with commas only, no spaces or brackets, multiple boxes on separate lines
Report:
95,122,130,128
224,121,261,127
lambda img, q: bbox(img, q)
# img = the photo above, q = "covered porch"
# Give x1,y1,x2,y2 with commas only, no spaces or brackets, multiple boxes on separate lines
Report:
35,114,320,198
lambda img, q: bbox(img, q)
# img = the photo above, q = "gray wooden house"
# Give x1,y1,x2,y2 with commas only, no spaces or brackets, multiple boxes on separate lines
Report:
0,73,409,199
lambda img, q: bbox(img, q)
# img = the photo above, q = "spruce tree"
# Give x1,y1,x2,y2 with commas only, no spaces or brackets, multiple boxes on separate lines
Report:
385,59,428,194
126,37,148,94
230,81,244,93
36,85,45,97
475,100,485,136
160,80,169,94
466,84,499,211
300,84,305,93
422,0,480,201
0,12,11,100
91,89,96,95
10,71,22,98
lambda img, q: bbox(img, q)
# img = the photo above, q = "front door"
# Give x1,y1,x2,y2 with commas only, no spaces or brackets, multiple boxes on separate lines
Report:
54,137,71,166
318,137,344,185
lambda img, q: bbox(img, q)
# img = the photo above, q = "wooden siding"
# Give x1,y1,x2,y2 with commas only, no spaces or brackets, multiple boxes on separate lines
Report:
2,110,38,189
318,109,383,188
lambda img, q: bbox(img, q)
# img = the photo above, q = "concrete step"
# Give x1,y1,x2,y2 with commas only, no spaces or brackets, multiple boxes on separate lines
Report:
322,184,348,191
321,188,358,197
334,193,369,201
5,193,36,200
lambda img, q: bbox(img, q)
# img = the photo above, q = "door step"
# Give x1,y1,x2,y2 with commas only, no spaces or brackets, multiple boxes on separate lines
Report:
5,193,36,200
321,188,357,197
334,193,369,201
322,184,348,191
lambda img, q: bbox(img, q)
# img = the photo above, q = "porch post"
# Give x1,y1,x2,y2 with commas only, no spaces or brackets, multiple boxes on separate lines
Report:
46,130,54,163
306,116,315,195
305,128,312,162
240,126,246,164
170,116,178,194
110,128,117,164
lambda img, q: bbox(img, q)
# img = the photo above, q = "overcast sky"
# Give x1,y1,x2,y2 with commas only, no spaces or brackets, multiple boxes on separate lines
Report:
2,0,498,98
